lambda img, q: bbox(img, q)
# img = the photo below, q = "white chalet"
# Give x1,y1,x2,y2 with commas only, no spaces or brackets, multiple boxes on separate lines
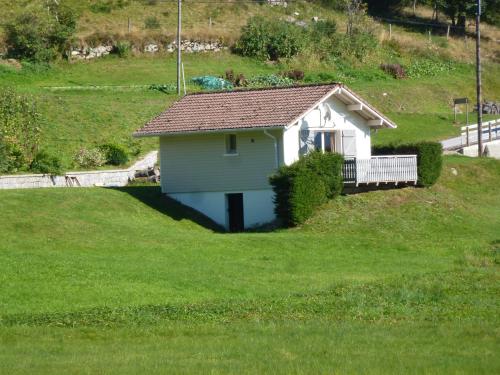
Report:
135,83,417,231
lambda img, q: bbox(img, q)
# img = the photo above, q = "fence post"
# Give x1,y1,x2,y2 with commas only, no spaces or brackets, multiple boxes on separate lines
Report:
428,29,432,42
389,23,392,40
446,25,450,40
128,17,131,33
466,126,470,146
466,101,469,125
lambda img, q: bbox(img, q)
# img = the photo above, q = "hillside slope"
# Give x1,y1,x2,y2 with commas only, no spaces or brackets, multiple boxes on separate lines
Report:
0,155,499,373
0,0,499,169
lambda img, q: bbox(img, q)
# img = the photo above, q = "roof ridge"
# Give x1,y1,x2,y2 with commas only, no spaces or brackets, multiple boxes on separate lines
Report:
186,82,342,96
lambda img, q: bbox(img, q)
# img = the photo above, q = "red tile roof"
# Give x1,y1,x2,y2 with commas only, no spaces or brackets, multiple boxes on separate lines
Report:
134,83,340,136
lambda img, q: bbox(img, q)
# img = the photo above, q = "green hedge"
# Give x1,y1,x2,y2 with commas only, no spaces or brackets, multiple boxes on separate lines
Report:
373,142,443,187
98,143,129,166
270,151,343,227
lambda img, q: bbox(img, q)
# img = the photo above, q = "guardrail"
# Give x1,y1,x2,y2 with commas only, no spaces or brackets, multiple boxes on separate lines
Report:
461,119,500,146
343,155,418,186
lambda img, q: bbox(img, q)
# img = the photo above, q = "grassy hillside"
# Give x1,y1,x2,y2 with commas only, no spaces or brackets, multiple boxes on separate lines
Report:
0,155,499,373
1,54,498,167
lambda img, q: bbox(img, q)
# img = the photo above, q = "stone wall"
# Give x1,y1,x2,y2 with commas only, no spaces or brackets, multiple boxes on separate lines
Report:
0,151,158,190
70,40,226,60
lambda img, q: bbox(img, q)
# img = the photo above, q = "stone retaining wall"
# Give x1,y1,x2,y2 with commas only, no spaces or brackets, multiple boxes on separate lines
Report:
0,151,158,190
70,40,226,60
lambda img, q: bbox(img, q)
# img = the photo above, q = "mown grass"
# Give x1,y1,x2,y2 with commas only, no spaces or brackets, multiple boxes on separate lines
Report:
0,156,499,373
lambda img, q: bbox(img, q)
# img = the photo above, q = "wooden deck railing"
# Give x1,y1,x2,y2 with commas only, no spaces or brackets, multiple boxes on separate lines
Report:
343,155,418,186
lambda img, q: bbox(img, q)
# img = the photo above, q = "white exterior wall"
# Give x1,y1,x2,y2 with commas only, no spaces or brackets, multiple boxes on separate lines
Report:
159,131,279,229
282,95,372,165
160,130,282,194
169,189,275,229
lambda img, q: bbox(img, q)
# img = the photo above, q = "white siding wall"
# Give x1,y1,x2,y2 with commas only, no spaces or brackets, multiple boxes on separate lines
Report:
170,189,275,229
160,130,282,194
282,95,372,164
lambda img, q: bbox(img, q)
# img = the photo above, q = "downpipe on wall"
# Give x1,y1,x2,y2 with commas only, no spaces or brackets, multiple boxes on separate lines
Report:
263,130,279,169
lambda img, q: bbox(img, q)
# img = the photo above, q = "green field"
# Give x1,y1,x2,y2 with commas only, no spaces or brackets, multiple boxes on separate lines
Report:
1,0,499,169
0,155,499,373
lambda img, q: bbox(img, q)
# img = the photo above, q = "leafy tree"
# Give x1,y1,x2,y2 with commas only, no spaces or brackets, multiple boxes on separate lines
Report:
235,17,305,61
5,2,77,62
0,88,42,166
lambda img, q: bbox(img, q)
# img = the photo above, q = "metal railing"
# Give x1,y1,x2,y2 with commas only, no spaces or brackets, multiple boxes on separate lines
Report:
461,119,500,146
343,155,418,186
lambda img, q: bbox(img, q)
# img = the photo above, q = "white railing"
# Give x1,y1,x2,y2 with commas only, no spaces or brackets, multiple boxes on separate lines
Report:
461,119,500,146
343,155,418,186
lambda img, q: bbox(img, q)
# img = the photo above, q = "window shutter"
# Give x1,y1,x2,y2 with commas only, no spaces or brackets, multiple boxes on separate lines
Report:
342,130,357,157
299,130,316,155
334,130,342,153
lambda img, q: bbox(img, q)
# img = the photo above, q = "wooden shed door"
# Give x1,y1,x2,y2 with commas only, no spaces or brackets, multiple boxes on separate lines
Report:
227,193,244,232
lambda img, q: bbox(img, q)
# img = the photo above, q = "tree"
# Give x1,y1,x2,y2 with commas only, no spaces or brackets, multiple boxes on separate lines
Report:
346,0,364,35
5,2,77,62
0,88,42,166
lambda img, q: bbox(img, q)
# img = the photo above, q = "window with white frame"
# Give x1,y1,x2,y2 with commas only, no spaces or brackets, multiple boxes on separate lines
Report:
300,130,356,157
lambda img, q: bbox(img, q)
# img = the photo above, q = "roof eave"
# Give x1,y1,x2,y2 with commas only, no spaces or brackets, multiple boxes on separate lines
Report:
133,125,285,138
336,87,397,129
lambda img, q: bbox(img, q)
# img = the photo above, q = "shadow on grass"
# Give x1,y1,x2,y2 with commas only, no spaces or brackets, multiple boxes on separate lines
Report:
111,185,225,233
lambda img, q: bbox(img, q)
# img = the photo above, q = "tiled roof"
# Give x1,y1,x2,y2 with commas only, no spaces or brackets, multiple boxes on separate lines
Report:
134,83,340,136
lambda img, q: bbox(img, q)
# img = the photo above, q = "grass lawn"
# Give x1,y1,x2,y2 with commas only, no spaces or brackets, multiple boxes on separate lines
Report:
0,155,499,373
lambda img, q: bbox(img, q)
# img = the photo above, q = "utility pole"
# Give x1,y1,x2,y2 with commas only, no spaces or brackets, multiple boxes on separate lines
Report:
476,0,483,156
177,0,182,96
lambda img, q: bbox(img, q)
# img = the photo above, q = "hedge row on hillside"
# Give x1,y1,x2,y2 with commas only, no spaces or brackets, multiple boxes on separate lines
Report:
269,151,343,227
373,142,443,187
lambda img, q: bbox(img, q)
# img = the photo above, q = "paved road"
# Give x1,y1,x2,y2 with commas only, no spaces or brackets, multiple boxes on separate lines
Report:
441,127,500,150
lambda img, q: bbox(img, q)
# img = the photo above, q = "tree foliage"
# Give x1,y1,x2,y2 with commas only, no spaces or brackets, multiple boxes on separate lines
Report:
234,16,305,61
0,88,42,168
5,2,77,62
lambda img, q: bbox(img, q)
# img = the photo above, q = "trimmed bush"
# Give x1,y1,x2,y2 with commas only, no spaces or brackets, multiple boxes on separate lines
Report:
30,150,64,175
270,151,343,226
373,142,443,187
98,143,129,166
